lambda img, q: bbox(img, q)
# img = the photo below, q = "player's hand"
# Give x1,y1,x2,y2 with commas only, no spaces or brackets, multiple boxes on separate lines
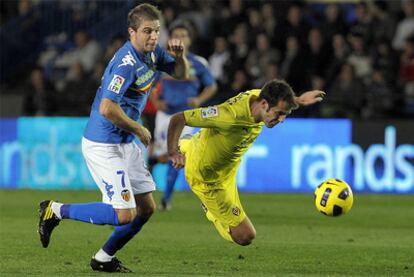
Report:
135,125,151,147
167,39,185,59
169,152,185,169
187,97,201,108
297,90,326,106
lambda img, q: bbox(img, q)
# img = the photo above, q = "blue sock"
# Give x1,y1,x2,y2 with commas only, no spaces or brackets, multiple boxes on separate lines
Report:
163,161,179,203
61,203,120,226
102,216,149,255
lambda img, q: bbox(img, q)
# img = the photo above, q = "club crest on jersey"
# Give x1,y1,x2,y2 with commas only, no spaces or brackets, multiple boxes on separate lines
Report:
121,189,131,202
201,107,218,118
232,206,241,216
108,75,125,94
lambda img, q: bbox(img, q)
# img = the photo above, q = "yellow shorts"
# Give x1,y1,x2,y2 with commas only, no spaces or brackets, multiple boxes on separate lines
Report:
185,173,246,228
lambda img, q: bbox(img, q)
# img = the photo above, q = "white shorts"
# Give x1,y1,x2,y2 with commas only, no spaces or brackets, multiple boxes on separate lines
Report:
82,137,156,209
154,110,193,157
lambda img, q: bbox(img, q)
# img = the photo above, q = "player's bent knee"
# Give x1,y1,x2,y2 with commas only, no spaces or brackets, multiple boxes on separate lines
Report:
116,208,137,225
233,231,256,246
136,198,156,219
138,205,155,219
232,228,256,246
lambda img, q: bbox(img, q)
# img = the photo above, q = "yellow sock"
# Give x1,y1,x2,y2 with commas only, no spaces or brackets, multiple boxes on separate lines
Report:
206,211,234,243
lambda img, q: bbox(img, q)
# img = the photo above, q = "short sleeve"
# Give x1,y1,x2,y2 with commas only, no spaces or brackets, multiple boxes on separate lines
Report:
183,103,236,129
154,45,176,75
101,61,136,103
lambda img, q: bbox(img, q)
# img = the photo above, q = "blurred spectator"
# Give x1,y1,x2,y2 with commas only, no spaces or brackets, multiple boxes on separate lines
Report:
347,33,372,80
1,0,411,119
299,74,326,117
213,0,246,36
372,39,399,85
209,36,231,84
324,63,365,118
280,35,309,93
18,0,38,33
58,62,92,116
369,1,397,44
349,2,374,44
245,33,280,81
0,0,18,26
54,30,102,73
159,6,177,46
325,33,350,87
226,23,250,76
392,0,414,51
364,68,394,118
84,61,106,96
246,8,265,45
311,75,326,91
22,67,56,116
275,4,309,49
261,3,277,39
253,62,280,88
320,4,348,43
399,36,414,109
219,69,250,103
103,34,126,63
307,28,330,78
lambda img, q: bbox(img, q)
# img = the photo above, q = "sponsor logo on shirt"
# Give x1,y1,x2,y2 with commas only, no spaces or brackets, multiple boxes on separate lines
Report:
118,51,136,67
135,69,155,86
201,107,218,118
108,75,125,94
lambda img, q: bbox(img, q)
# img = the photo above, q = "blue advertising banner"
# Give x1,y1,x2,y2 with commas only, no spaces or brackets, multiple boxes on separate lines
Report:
0,119,19,189
0,118,413,193
238,119,352,192
1,117,95,190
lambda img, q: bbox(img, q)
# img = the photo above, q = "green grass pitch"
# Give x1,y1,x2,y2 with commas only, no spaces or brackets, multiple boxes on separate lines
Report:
1,189,413,276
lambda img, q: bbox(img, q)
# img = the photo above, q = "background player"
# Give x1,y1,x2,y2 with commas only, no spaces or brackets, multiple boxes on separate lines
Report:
38,3,189,273
167,79,324,245
150,21,217,211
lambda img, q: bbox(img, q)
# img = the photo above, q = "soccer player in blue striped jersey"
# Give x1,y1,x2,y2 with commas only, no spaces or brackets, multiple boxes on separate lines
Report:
150,21,217,211
38,4,189,273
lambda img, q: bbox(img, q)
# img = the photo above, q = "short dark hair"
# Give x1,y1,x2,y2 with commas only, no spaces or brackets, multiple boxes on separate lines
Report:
169,20,194,40
128,3,161,30
258,79,298,110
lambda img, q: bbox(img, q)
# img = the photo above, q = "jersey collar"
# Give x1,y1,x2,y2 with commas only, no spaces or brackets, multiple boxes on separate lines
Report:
127,40,153,65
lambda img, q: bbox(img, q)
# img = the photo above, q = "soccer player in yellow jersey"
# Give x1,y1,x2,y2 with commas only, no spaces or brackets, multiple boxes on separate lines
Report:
167,79,325,246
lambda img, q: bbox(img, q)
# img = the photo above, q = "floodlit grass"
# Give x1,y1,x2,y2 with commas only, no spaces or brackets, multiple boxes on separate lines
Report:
0,189,413,276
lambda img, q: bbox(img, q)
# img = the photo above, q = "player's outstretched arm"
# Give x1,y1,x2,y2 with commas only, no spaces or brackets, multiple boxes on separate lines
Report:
100,98,151,146
167,112,186,169
295,90,326,106
167,38,190,80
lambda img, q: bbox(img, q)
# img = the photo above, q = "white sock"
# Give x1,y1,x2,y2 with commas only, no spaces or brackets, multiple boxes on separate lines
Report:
94,248,114,262
51,202,63,219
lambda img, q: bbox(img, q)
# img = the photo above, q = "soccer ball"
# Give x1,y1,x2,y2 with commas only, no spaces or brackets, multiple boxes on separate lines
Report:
314,178,353,216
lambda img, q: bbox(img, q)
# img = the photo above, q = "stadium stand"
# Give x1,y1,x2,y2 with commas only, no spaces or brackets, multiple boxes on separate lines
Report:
1,0,413,118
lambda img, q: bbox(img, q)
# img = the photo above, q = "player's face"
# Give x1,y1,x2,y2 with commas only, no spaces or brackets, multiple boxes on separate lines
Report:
262,100,291,128
171,28,191,50
129,20,160,53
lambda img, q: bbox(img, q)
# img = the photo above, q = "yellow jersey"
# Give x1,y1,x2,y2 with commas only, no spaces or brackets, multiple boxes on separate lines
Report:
182,89,264,183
